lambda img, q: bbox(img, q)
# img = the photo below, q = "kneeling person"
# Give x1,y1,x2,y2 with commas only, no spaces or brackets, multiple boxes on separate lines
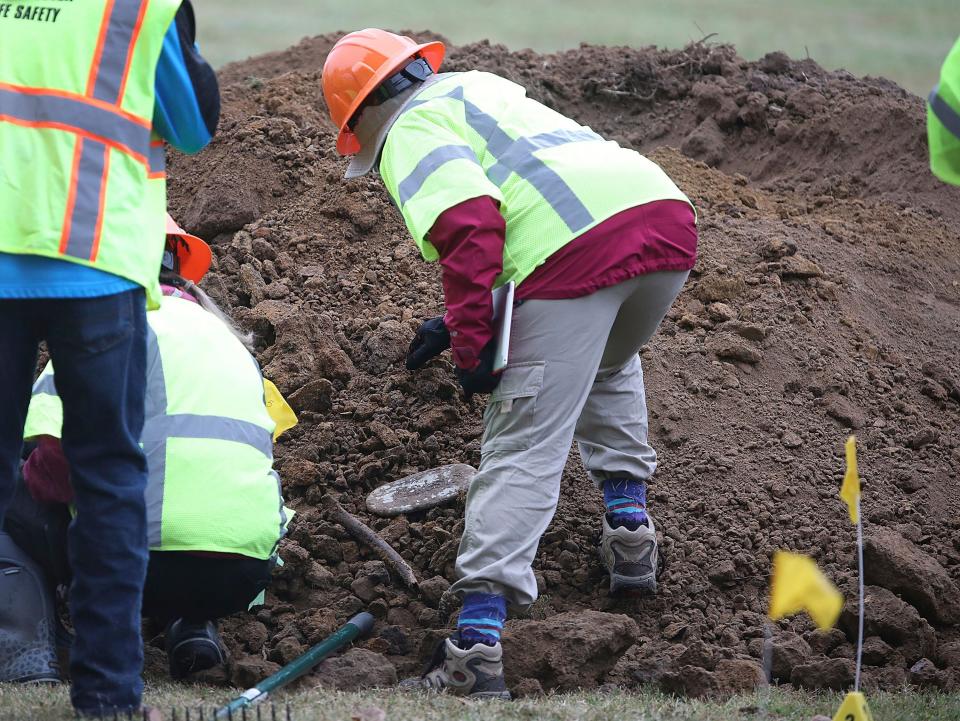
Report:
8,217,292,680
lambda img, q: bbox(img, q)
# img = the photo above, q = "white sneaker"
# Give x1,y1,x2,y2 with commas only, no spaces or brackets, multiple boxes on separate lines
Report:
400,635,511,699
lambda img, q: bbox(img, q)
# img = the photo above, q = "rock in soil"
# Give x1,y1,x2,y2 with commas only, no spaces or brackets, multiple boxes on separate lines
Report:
311,648,398,690
839,585,937,664
864,527,960,625
501,611,639,690
790,657,855,691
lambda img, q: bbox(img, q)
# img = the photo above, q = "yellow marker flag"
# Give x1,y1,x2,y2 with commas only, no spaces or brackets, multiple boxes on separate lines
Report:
832,691,874,721
263,378,298,442
840,435,860,524
769,551,844,630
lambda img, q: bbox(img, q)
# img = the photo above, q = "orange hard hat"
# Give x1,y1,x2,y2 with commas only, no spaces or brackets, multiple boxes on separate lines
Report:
164,213,211,284
322,29,445,156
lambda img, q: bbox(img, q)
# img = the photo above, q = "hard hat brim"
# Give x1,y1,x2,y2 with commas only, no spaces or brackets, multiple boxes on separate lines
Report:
165,215,212,284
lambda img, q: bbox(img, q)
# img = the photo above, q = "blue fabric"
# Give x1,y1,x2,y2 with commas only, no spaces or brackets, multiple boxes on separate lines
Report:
603,478,648,529
0,253,138,299
152,22,213,154
0,290,149,713
458,592,507,646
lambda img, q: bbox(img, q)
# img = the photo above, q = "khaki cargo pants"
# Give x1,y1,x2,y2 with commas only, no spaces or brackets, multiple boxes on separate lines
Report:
450,270,689,606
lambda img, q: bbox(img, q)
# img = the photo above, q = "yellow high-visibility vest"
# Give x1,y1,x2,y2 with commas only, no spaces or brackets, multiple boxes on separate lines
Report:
0,0,180,308
25,296,293,560
929,37,960,185
380,71,694,288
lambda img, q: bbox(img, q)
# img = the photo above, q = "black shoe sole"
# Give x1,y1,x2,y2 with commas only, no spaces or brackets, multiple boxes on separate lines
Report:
609,573,657,597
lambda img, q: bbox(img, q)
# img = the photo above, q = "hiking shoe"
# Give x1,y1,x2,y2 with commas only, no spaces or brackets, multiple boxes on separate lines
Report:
600,512,659,596
165,619,226,679
400,633,511,699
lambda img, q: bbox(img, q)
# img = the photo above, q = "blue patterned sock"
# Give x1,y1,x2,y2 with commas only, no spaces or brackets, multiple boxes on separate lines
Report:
457,593,507,647
603,478,648,530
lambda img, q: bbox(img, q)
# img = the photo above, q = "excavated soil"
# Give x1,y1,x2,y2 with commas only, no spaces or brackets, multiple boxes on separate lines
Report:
160,34,960,695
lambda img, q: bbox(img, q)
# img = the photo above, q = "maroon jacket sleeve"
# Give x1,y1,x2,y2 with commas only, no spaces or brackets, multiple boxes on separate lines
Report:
23,436,75,505
428,196,506,371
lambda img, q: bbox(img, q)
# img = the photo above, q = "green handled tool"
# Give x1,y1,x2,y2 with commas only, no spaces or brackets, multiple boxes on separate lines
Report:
215,612,375,719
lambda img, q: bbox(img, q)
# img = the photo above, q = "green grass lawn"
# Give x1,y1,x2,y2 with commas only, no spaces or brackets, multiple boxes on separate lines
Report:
2,685,959,721
193,0,957,96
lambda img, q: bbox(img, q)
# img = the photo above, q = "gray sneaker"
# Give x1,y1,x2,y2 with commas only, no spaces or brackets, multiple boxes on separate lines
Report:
401,634,511,699
600,512,659,596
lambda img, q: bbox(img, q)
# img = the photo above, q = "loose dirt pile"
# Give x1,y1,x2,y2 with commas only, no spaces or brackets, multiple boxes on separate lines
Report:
161,34,960,696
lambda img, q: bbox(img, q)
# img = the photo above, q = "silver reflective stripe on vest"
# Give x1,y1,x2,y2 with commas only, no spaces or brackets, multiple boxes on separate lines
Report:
141,415,274,458
398,144,479,205
0,86,152,160
32,375,57,396
141,328,277,548
143,327,168,547
930,83,960,140
487,128,604,184
92,0,148,104
148,142,165,176
398,84,597,233
62,139,109,260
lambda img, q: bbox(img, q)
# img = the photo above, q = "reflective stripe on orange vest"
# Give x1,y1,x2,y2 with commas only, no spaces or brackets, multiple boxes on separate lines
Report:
0,84,152,162
87,0,150,104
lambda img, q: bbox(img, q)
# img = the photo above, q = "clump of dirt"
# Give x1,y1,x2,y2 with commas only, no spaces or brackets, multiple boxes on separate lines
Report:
163,33,960,695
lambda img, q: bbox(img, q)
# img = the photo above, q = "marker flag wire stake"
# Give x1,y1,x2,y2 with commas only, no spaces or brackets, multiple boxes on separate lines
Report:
831,436,873,721
841,436,865,692
854,494,864,692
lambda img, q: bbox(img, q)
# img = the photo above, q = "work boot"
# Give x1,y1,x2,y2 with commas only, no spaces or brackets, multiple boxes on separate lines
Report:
600,512,659,596
400,633,511,699
165,619,226,679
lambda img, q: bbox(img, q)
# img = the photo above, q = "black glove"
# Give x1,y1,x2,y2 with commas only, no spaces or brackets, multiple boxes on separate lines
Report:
455,341,501,400
406,317,451,370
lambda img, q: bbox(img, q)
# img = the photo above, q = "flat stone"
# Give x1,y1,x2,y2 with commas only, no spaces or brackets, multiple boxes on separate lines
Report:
366,464,475,516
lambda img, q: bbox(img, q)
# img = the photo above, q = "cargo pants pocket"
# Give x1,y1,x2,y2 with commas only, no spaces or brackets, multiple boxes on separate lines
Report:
481,361,546,453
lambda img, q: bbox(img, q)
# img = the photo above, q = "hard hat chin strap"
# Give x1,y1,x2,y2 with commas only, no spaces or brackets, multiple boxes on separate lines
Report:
161,236,186,274
350,57,434,129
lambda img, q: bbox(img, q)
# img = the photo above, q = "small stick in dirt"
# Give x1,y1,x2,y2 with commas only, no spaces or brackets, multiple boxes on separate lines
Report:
321,494,419,589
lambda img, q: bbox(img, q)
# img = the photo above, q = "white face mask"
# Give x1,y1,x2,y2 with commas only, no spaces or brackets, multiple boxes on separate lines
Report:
344,73,449,180
353,91,412,150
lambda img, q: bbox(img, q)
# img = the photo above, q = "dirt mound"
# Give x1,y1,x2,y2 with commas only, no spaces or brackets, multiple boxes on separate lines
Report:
162,34,960,695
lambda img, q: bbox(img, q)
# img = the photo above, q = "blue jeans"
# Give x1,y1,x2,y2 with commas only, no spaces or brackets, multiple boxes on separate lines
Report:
0,290,148,714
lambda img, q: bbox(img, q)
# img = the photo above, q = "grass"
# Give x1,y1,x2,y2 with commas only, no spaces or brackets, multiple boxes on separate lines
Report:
192,0,957,95
2,685,960,721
